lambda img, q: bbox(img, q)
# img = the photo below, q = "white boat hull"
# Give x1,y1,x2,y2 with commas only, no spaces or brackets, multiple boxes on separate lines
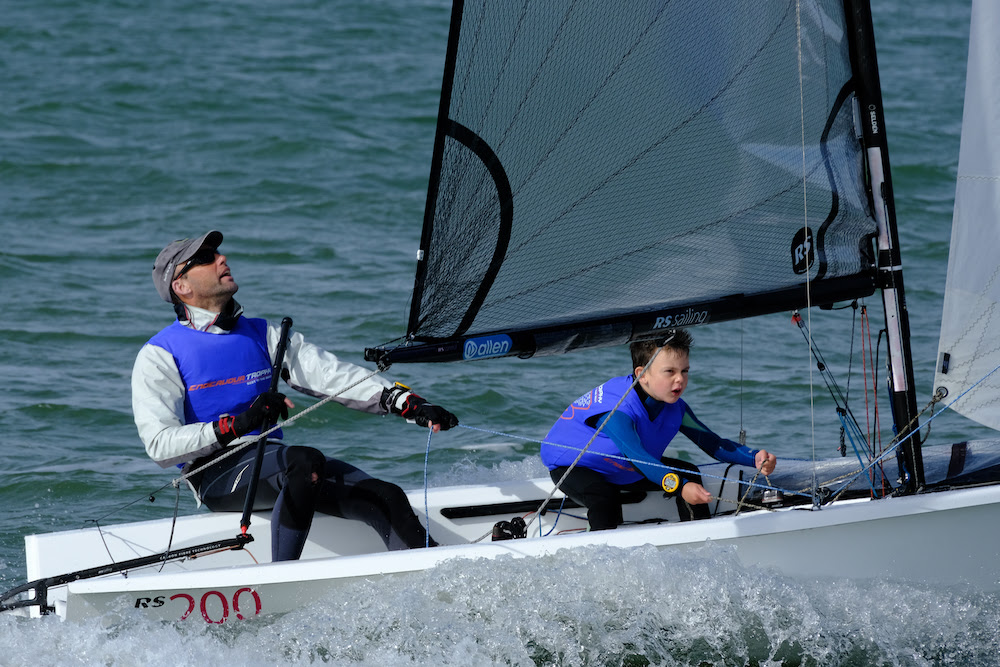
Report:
15,447,1000,623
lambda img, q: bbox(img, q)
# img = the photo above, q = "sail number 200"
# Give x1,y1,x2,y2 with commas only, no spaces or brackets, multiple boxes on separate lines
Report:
134,588,262,623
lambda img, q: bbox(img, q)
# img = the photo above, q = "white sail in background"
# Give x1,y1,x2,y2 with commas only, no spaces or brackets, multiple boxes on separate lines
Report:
934,0,1000,430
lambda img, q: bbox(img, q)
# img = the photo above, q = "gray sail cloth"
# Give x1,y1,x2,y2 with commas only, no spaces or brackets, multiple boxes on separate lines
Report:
152,230,223,303
407,0,876,347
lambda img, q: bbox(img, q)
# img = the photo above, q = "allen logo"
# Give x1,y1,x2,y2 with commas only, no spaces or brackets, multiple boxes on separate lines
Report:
463,334,512,360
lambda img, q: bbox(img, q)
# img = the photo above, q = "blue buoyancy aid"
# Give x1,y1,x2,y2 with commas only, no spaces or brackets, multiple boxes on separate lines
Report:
541,374,684,484
147,317,283,439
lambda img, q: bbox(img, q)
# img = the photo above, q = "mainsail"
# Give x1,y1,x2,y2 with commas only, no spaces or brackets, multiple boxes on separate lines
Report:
369,0,881,365
934,0,1000,431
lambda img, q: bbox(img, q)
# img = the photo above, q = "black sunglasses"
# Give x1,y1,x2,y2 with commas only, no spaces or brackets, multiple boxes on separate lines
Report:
175,247,219,279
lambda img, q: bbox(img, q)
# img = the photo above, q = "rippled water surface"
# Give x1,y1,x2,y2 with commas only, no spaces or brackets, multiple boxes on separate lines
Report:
2,1,998,664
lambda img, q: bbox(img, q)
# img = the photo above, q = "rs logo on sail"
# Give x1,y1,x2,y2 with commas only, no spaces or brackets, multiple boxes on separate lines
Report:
463,334,512,360
652,308,709,329
791,227,815,275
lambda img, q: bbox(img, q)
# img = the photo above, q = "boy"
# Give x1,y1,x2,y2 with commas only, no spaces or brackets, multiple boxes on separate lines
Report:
540,329,776,529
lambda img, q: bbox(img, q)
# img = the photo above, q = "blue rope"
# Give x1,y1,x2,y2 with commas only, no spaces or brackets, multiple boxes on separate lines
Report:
541,502,592,536
422,361,1000,524
835,411,881,496
826,365,1000,497
764,358,1000,499
455,424,795,497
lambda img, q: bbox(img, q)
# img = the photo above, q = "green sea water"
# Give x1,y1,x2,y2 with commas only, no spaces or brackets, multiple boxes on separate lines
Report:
2,1,999,664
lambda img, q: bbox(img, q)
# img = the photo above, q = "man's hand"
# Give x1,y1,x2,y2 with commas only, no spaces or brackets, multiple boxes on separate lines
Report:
400,393,459,432
680,481,712,505
215,391,291,445
755,449,777,475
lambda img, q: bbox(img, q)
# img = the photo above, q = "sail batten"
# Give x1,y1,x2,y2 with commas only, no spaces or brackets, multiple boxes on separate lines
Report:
377,0,880,364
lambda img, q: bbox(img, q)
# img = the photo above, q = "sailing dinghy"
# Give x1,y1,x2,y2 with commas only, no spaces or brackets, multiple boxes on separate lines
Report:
5,0,1000,622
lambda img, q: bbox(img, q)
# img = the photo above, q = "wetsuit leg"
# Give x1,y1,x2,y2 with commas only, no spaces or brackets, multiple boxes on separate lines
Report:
660,457,711,521
191,445,434,554
189,443,326,561
270,446,325,561
549,466,624,530
313,458,436,550
192,443,286,512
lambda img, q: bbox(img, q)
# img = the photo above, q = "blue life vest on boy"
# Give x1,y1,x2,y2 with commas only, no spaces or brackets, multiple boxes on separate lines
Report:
541,374,684,484
146,317,282,444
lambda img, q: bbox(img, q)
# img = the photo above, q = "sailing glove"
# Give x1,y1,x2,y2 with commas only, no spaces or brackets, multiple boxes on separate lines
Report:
399,393,459,431
214,391,289,445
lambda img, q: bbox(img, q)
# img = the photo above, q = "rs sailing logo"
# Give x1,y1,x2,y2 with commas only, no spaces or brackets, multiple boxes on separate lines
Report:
791,227,814,275
652,308,709,329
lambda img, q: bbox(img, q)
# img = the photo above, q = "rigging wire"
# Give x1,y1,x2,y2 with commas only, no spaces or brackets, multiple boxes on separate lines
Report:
793,0,820,509
514,342,669,540
157,483,182,572
459,423,790,526
861,305,889,493
791,307,898,496
67,355,1000,574
842,301,859,456
176,366,388,486
83,354,395,537
738,320,746,447
79,333,1000,561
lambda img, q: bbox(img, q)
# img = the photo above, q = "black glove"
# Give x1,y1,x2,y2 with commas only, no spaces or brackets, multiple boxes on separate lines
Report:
399,393,459,431
214,391,289,445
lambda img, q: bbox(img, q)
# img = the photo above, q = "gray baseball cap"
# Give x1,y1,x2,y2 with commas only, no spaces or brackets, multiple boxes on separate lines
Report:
152,230,223,303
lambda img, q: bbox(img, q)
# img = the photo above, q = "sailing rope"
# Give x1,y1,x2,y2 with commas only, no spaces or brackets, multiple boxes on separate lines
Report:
738,322,746,447
791,308,889,493
172,366,388,487
454,427,784,544
859,304,889,493
80,364,391,571
825,367,1000,503
895,361,1000,458
513,344,666,541
422,427,434,548
91,361,1000,556
793,0,821,507
82,363,393,554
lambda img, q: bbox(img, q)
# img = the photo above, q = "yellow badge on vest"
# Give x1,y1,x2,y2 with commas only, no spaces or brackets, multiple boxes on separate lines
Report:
661,472,680,494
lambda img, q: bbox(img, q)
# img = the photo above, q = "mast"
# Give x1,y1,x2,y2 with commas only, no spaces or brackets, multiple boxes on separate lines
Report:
843,0,924,492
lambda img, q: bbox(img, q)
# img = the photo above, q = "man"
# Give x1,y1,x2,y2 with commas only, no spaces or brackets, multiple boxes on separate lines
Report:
132,231,458,561
540,329,776,529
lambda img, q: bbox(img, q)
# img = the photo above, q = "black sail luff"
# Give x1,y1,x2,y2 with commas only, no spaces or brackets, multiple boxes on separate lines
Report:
407,0,467,337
